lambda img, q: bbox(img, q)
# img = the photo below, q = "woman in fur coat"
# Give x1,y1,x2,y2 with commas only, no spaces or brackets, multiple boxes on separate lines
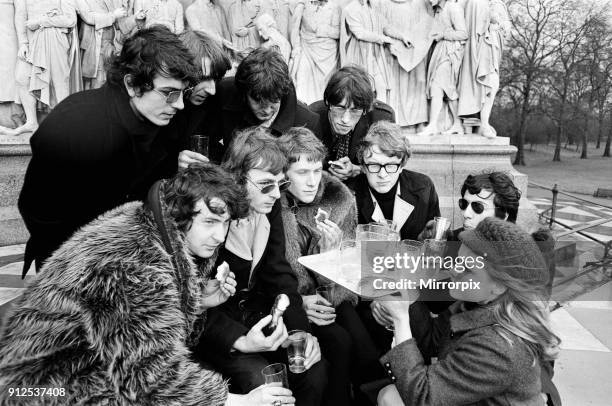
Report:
0,165,295,406
279,128,387,406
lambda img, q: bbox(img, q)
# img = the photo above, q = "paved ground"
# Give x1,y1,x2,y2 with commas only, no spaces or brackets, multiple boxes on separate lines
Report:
1,196,611,405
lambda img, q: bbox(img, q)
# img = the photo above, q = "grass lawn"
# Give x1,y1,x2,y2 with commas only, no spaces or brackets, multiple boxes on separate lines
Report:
514,143,612,195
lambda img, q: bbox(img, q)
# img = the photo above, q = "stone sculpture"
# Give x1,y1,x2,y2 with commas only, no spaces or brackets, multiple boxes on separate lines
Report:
290,0,341,104
256,13,291,62
420,0,467,136
458,0,510,138
261,0,290,38
5,0,81,136
0,0,22,133
227,0,263,52
340,0,411,104
384,0,433,128
134,0,184,33
76,0,129,90
186,0,232,47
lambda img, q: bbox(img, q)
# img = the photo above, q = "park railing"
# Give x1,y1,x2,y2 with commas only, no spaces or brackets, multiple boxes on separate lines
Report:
530,181,612,305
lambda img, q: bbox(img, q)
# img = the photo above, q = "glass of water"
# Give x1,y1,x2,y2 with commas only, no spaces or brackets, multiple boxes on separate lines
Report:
287,330,307,373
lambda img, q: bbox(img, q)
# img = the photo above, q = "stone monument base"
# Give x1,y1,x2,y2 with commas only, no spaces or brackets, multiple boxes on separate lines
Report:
0,144,30,246
402,134,539,232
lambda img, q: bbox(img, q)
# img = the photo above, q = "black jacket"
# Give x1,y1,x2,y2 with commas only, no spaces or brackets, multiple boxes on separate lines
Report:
309,99,395,164
204,78,320,163
18,84,180,275
354,169,441,240
197,200,311,356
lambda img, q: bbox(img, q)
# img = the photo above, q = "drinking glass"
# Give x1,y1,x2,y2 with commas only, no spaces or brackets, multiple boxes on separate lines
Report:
190,134,210,157
261,363,289,387
286,331,307,373
315,284,335,306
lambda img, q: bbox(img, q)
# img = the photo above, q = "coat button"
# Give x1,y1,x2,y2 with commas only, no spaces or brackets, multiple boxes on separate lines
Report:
384,362,391,367
391,376,396,382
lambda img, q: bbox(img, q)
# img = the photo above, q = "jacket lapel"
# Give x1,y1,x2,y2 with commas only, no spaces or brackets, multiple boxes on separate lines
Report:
393,183,415,231
368,183,415,229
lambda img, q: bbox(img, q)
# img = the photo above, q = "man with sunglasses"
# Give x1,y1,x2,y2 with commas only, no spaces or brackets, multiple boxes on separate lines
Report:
419,172,521,241
201,47,320,163
194,127,327,406
18,26,199,275
309,65,395,185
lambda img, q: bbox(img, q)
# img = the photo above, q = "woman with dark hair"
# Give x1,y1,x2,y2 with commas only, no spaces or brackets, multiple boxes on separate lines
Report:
377,217,561,406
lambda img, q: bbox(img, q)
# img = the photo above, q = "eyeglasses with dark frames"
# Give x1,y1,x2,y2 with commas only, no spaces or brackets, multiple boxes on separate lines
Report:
363,163,400,174
247,177,291,194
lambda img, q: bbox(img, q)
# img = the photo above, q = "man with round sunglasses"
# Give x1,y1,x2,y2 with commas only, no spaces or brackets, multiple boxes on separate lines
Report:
419,171,521,241
18,26,200,276
194,127,327,406
310,65,395,185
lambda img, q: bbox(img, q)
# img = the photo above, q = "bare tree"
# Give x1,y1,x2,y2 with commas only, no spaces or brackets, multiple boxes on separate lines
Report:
540,0,592,162
504,0,561,165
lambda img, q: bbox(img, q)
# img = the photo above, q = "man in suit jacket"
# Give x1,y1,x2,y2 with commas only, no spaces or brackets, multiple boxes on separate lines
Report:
194,127,327,405
353,120,441,352
309,65,395,185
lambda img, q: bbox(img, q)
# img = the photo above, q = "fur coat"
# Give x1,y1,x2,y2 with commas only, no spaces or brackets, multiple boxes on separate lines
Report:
0,184,228,405
281,172,358,305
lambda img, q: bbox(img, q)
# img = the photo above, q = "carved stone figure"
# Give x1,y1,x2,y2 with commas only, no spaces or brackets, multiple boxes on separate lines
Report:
261,0,290,38
0,0,21,132
420,0,467,135
256,13,290,62
384,0,433,128
340,0,410,104
186,0,232,47
134,0,184,33
227,0,263,52
290,0,340,104
76,0,129,90
6,0,82,136
458,0,510,138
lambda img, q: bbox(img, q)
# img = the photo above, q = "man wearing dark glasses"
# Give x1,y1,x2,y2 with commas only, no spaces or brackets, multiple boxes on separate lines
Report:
419,172,521,241
18,26,200,275
194,127,327,406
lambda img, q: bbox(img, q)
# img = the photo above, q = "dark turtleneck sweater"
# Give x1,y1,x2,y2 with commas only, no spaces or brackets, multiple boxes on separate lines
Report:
369,181,398,220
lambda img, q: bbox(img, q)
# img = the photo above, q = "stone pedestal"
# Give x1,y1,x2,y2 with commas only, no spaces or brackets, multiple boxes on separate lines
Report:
402,134,539,232
0,142,31,246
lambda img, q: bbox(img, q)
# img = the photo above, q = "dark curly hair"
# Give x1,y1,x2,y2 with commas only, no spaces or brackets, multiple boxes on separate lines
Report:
163,163,249,232
106,26,200,95
235,47,292,102
324,65,374,112
460,172,521,223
